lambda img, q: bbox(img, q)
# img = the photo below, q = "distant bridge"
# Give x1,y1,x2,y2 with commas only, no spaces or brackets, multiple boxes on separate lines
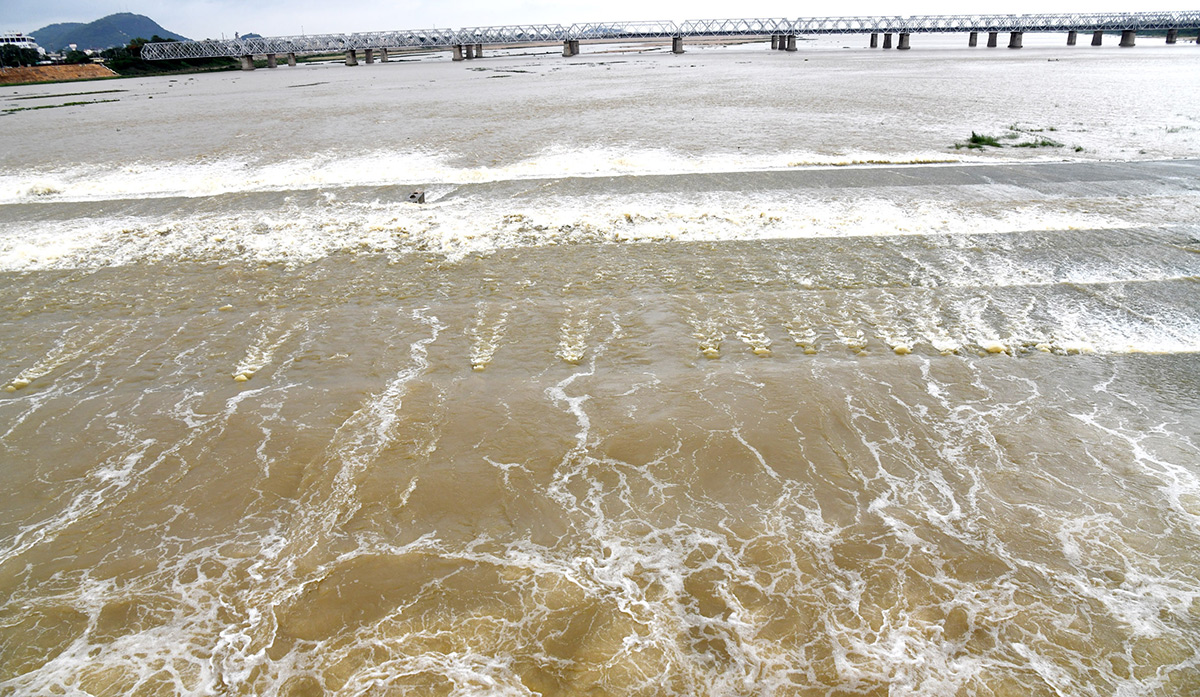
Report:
140,11,1200,66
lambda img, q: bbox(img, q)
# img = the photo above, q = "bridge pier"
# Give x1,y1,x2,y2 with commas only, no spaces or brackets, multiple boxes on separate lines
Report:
883,33,893,49
266,53,277,68
365,49,374,64
465,44,476,59
345,50,358,66
475,43,483,58
453,44,464,61
1092,30,1103,46
1166,29,1177,43
1009,31,1023,49
380,48,388,62
1068,30,1077,45
571,40,580,54
239,55,255,71
287,52,297,66
987,32,998,48
771,35,779,50
672,36,685,53
870,33,878,48
897,33,910,50
786,35,797,51
1120,29,1136,47
969,31,978,47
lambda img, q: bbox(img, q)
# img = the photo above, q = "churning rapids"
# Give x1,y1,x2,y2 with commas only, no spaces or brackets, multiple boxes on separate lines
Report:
1,34,1199,696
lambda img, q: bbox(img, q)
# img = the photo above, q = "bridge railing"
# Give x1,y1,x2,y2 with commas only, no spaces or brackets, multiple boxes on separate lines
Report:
139,11,1200,61
568,21,680,40
453,24,569,45
676,18,792,37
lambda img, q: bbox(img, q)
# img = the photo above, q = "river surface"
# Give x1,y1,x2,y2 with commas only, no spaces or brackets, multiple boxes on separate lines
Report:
1,34,1199,696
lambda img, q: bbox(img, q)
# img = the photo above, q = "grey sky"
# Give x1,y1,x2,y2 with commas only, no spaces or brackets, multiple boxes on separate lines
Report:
10,1,1195,41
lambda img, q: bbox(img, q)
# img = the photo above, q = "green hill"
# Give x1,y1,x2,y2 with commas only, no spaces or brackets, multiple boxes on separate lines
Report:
30,13,189,52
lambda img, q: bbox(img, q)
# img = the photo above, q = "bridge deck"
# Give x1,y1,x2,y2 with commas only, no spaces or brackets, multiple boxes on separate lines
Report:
141,11,1200,61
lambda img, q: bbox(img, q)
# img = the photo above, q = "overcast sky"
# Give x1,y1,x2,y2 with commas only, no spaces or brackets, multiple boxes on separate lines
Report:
11,1,1196,40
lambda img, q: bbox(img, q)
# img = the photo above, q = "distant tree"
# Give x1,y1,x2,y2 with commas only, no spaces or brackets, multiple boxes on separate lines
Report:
100,37,149,70
64,50,91,64
0,45,42,67
126,37,148,59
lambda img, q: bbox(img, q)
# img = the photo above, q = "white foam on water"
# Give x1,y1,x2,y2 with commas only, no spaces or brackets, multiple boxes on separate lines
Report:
231,320,297,382
295,307,444,537
0,191,1153,273
468,302,511,371
0,437,156,567
0,145,1036,205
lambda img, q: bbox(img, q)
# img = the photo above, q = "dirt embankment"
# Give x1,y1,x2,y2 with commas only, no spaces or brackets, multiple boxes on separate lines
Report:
0,64,118,85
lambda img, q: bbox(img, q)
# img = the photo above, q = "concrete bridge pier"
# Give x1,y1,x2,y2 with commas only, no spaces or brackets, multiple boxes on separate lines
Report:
345,50,358,66
1068,30,1077,45
571,40,580,54
870,33,878,48
1092,31,1104,46
453,45,464,61
969,31,978,47
475,43,484,57
287,52,297,66
266,53,277,68
1166,28,1177,43
239,55,255,71
987,32,998,47
897,33,910,50
1120,30,1136,47
883,33,893,49
786,35,797,51
672,36,685,53
1009,31,1023,49
465,44,476,59
771,35,779,49
380,48,389,62
365,49,374,64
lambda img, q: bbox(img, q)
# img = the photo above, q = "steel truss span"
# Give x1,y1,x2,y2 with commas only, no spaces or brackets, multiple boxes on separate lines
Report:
141,11,1200,60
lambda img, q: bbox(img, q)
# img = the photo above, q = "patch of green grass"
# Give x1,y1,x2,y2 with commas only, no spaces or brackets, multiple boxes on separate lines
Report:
2,98,119,113
954,131,1004,149
969,132,1003,147
10,89,126,101
1014,138,1063,148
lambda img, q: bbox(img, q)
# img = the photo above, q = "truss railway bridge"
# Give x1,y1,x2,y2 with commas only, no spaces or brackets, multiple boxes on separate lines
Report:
140,12,1200,70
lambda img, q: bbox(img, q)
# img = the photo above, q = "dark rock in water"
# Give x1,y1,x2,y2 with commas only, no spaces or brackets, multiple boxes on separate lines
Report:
408,190,426,204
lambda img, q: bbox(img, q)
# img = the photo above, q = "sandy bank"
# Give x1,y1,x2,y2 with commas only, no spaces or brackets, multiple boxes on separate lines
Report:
0,64,118,86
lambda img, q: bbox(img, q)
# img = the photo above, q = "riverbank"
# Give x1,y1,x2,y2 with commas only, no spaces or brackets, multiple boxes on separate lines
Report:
0,64,117,86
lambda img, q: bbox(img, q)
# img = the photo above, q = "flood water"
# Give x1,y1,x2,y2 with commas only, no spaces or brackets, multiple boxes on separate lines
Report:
1,34,1199,696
